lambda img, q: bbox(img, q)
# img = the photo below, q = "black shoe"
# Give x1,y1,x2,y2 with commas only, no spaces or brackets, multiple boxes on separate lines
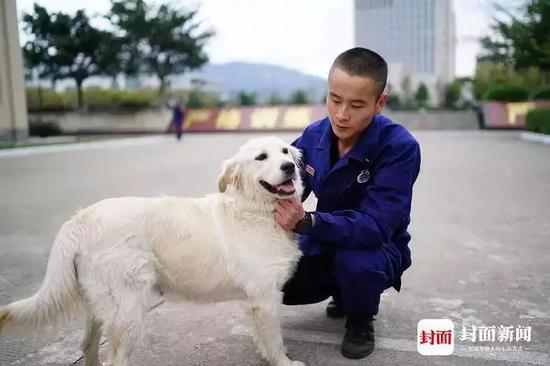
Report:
341,316,375,359
326,298,347,318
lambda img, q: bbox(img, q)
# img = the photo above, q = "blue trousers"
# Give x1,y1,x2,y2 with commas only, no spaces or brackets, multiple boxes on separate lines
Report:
282,244,401,317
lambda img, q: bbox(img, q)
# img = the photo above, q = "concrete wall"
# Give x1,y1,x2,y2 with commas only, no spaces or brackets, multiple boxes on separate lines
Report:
30,109,174,134
29,109,479,134
0,0,28,141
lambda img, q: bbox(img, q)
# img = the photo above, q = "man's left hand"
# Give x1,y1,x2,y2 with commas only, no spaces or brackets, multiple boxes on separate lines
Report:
274,198,305,230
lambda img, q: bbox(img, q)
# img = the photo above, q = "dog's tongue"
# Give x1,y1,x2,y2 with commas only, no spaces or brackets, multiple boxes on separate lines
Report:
275,180,295,193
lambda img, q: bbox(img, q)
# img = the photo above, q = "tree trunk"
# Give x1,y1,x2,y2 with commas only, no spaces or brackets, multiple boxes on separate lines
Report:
38,86,43,111
76,79,84,109
111,75,119,89
158,75,165,96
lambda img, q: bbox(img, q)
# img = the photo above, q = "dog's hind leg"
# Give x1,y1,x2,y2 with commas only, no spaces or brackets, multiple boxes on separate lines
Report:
85,246,159,366
248,299,306,366
82,315,103,366
104,304,144,366
105,329,130,366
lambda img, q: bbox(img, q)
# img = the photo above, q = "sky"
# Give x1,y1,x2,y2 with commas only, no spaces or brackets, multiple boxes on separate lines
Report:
16,0,510,79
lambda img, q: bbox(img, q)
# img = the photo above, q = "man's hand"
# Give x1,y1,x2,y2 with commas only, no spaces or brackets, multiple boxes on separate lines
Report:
274,198,306,230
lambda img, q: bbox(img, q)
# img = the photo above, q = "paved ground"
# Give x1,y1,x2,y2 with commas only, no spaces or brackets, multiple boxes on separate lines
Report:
0,131,549,366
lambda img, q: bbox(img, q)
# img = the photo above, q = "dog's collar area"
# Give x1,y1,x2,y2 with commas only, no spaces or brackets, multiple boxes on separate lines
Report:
259,179,295,196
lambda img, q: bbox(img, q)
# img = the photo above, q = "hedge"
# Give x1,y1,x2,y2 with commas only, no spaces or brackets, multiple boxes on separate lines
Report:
84,88,157,111
483,85,530,102
26,87,75,112
531,86,550,100
525,108,550,135
26,87,158,112
29,120,62,137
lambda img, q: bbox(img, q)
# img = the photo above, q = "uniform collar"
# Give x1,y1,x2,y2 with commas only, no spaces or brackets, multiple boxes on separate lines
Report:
317,115,382,165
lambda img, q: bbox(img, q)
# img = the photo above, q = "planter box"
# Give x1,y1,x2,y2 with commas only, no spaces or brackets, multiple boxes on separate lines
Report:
482,100,550,129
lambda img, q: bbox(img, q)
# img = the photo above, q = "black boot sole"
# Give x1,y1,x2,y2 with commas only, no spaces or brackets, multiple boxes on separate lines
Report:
341,345,375,359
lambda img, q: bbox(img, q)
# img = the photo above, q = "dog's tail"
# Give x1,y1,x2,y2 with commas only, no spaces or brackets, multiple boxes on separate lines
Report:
0,219,83,334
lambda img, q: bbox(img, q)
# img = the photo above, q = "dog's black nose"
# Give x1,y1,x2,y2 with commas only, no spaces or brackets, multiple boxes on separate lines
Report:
281,162,295,174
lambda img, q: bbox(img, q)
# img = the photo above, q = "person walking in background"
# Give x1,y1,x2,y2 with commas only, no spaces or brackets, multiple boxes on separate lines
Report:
172,101,186,140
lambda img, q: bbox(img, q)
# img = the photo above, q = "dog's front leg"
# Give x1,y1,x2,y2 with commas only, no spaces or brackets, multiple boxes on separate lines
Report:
248,300,305,366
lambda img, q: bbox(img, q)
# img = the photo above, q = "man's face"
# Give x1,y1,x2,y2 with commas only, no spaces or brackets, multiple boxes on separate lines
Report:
326,67,387,142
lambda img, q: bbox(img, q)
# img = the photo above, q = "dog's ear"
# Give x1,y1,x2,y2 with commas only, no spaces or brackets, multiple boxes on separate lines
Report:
218,157,242,193
289,146,302,166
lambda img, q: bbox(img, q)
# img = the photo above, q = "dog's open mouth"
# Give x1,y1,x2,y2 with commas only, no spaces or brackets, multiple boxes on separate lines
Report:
260,179,295,196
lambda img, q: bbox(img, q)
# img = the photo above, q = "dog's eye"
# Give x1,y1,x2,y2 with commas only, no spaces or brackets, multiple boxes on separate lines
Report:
282,148,288,154
255,153,268,161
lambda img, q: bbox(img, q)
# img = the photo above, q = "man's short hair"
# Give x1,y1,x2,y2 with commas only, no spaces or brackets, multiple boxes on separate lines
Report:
330,47,388,98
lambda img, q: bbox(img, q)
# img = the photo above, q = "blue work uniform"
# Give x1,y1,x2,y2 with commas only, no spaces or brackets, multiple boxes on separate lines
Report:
282,114,421,317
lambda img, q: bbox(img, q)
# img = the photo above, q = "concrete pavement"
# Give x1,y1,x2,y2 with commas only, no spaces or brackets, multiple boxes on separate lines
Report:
0,131,549,365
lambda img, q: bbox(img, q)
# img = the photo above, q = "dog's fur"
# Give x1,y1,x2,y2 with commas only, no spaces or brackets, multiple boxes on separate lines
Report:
0,136,306,366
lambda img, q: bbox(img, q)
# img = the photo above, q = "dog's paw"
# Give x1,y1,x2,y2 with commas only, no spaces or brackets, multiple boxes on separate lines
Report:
274,361,306,366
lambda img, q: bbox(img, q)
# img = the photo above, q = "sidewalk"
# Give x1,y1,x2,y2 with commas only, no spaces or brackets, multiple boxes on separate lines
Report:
0,130,549,365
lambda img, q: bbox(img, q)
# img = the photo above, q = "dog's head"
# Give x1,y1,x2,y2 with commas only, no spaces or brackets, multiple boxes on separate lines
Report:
218,136,304,201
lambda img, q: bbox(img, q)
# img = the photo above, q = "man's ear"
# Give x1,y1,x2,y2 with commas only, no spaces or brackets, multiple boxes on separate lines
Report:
218,157,241,193
375,93,388,114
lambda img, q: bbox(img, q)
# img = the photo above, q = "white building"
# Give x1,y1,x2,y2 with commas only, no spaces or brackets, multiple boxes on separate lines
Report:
354,0,455,105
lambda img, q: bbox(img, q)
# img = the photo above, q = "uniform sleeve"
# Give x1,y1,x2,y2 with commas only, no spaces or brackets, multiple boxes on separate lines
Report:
291,134,312,202
310,141,421,250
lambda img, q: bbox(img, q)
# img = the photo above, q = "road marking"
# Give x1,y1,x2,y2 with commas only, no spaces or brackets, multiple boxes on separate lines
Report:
0,136,169,158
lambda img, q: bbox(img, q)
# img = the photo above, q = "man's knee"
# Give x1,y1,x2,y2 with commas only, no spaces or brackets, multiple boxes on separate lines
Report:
282,254,334,305
333,248,396,289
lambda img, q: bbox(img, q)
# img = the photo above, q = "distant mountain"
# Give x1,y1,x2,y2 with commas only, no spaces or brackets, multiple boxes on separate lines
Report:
170,61,327,102
34,61,327,102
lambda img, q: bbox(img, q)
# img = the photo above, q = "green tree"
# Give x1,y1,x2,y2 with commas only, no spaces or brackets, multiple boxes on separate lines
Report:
22,5,61,88
479,0,550,84
385,93,401,110
22,4,103,108
186,89,205,108
107,0,150,76
237,91,257,106
95,31,126,89
414,83,429,107
109,0,214,94
267,92,284,105
289,89,309,105
473,61,541,99
443,81,461,109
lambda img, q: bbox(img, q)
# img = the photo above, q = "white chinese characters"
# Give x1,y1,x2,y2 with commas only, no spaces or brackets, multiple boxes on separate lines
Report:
459,325,531,343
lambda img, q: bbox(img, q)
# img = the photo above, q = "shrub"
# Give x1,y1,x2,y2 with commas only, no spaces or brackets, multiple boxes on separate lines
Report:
26,87,75,112
386,94,401,110
84,88,157,111
525,108,550,134
29,119,62,137
25,87,158,112
483,85,529,102
531,86,550,100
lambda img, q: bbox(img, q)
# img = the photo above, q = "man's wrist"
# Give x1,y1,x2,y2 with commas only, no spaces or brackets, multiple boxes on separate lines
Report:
293,211,314,235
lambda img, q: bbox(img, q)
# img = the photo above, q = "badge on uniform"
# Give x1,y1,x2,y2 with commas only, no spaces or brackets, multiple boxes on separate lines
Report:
305,164,315,176
357,169,370,183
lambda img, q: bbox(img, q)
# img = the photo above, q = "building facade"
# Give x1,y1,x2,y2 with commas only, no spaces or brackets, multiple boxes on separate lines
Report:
355,0,455,104
0,0,28,141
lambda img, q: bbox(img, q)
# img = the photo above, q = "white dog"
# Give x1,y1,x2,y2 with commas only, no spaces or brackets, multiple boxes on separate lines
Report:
0,136,306,366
